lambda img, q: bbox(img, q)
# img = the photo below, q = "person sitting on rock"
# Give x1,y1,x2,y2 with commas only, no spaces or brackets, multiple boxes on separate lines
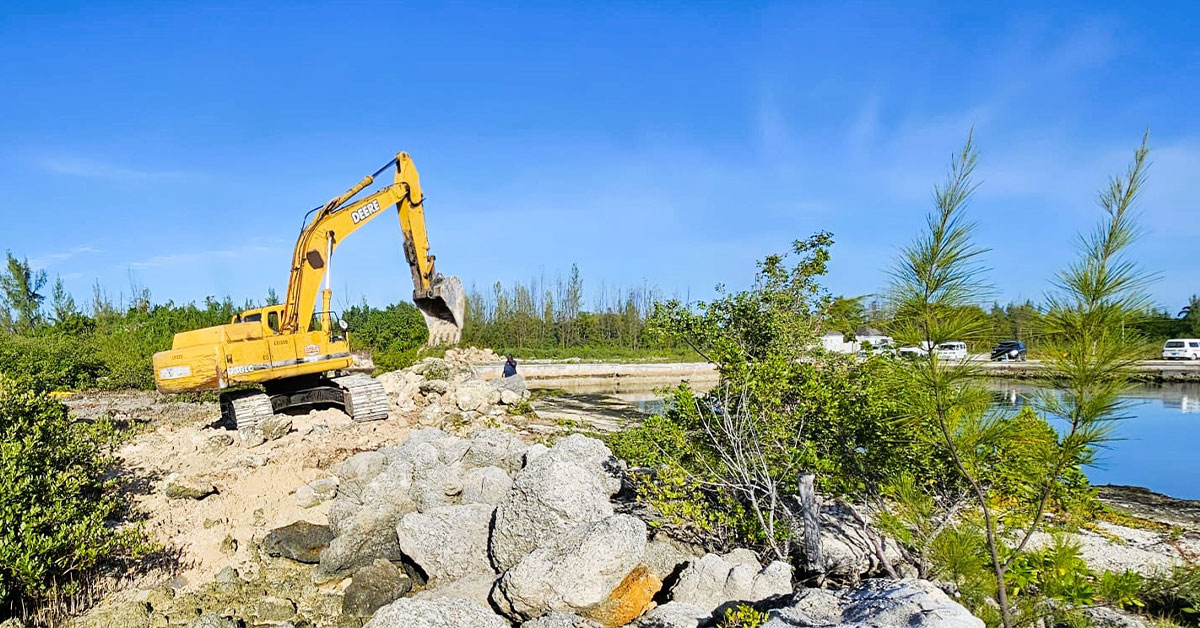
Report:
503,355,518,377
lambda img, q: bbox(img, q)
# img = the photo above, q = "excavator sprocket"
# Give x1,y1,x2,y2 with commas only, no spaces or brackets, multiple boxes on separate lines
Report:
333,373,389,422
219,389,275,433
415,274,465,346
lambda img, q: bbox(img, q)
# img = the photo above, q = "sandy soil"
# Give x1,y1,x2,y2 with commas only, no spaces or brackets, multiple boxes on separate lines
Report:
66,391,417,592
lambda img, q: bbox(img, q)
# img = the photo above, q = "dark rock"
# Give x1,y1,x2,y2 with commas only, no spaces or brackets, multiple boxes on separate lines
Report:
165,474,217,500
262,521,333,564
342,559,413,617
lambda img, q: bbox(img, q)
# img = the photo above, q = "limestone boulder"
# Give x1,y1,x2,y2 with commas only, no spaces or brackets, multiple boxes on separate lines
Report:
463,428,529,474
521,612,602,627
315,502,409,582
632,602,709,628
295,477,339,508
643,538,703,582
667,551,792,614
413,573,496,608
490,435,622,571
332,451,387,495
419,379,450,395
365,597,509,628
1080,606,1150,628
258,413,292,441
418,402,446,426
461,466,513,505
396,503,496,583
454,379,494,412
494,373,529,395
491,514,657,626
192,613,238,628
763,579,984,628
819,502,909,582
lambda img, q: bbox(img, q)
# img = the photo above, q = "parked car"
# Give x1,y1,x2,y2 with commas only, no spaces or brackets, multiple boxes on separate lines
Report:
1162,339,1200,360
934,341,968,361
857,342,896,358
991,340,1027,362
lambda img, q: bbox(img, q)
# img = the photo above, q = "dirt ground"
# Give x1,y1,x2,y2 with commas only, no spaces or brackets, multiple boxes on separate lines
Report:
66,391,418,594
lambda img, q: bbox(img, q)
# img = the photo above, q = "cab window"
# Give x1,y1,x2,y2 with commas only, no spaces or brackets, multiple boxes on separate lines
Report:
267,311,280,333
243,313,262,323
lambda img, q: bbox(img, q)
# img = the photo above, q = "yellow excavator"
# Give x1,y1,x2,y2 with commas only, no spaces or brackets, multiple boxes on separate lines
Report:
152,152,465,430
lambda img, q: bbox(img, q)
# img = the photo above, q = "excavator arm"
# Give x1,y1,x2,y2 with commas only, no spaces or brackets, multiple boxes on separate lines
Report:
280,152,464,344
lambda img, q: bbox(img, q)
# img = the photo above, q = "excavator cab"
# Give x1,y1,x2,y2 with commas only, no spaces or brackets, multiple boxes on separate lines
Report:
234,305,286,334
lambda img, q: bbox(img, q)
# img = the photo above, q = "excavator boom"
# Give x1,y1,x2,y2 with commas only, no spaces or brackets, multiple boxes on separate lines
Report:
283,152,464,344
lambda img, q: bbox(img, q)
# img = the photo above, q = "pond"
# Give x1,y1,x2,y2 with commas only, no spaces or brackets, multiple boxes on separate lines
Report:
593,379,1200,499
987,380,1200,500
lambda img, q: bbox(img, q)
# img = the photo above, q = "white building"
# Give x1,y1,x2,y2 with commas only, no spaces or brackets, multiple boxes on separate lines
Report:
819,327,894,355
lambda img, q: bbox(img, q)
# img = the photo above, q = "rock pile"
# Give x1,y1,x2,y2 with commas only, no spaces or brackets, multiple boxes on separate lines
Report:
253,426,980,628
375,354,531,431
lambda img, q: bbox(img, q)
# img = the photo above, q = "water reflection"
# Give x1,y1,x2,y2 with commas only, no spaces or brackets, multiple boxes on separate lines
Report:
987,380,1200,499
988,380,1200,414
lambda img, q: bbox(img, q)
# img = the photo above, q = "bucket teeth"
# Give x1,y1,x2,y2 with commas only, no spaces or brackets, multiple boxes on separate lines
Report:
414,275,465,346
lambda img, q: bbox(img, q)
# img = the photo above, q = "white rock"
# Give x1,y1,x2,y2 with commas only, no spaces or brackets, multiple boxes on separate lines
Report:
365,597,508,628
763,579,984,628
396,503,496,583
668,552,792,614
413,573,497,608
521,611,602,627
643,538,702,582
491,514,647,621
633,602,709,628
296,477,339,508
461,466,514,505
489,436,621,571
454,379,494,412
463,428,528,474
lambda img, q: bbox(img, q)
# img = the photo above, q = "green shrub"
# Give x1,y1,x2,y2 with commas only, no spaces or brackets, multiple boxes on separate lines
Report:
1140,565,1200,625
0,333,104,390
718,604,769,628
343,302,428,373
0,374,147,617
608,357,945,554
372,346,419,373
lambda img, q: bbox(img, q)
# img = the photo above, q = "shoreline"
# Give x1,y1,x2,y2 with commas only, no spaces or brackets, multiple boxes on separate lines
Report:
1096,484,1200,529
463,358,1200,385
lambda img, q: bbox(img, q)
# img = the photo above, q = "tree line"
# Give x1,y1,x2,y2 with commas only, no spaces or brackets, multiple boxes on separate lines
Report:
460,264,694,358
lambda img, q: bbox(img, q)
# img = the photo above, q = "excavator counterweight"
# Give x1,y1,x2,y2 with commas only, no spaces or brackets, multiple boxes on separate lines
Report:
152,151,463,433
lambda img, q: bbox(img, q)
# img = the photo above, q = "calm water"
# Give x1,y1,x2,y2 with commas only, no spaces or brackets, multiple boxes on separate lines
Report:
613,380,1200,499
987,380,1200,499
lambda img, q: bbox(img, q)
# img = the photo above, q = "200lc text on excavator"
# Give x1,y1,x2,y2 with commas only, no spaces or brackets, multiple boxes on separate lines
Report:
152,152,464,431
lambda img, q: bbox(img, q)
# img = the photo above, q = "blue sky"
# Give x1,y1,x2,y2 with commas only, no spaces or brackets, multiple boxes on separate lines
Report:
1,1,1197,314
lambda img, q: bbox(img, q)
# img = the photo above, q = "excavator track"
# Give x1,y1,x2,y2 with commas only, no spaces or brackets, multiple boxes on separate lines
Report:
333,373,389,422
219,389,275,433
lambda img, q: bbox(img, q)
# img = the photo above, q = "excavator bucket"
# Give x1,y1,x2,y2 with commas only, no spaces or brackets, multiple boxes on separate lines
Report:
414,275,465,346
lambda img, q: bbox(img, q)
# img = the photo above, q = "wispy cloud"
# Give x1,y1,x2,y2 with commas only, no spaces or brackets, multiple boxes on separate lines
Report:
33,155,193,181
122,242,285,270
28,245,103,270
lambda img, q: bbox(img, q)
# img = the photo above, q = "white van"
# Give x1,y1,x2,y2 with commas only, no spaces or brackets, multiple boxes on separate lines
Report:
934,341,969,361
1162,339,1200,360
